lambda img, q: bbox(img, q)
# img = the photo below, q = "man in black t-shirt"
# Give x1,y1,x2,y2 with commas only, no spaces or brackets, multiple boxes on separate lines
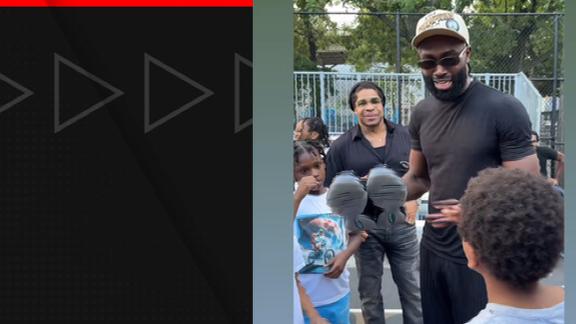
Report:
404,9,540,324
531,130,565,186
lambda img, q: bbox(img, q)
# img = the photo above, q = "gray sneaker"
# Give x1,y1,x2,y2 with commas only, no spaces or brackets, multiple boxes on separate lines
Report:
366,165,407,226
326,171,368,231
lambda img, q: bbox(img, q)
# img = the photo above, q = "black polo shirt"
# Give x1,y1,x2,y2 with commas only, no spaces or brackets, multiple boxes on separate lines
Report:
325,119,411,187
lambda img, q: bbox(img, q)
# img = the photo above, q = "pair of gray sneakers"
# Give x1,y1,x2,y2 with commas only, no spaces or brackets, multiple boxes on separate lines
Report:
327,166,407,232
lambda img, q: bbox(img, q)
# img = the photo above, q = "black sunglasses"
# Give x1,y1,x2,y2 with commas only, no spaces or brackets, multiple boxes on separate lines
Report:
418,46,468,70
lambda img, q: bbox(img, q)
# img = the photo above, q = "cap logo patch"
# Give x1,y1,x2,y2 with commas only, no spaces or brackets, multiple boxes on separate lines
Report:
418,12,454,32
446,19,459,31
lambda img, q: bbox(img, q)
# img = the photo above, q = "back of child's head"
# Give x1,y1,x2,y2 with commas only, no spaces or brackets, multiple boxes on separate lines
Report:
302,117,331,148
458,167,564,289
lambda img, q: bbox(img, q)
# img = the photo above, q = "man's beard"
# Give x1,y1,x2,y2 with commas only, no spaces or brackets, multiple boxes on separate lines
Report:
423,68,468,101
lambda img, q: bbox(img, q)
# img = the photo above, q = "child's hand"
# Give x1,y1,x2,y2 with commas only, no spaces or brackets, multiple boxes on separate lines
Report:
324,253,348,279
296,176,320,197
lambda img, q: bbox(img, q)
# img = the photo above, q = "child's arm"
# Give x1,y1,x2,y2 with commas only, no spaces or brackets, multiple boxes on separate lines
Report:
293,176,320,220
296,273,329,324
324,231,368,279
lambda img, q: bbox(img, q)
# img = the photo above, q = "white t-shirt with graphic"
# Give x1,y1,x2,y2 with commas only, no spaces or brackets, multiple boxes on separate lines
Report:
294,192,350,307
466,302,564,324
293,235,306,324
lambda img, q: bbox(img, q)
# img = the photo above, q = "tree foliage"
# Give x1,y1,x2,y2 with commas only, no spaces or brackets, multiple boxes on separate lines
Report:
468,0,564,82
294,0,340,71
294,0,564,94
338,0,458,71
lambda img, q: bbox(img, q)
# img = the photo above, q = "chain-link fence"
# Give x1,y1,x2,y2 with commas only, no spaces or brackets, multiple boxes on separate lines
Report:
294,72,543,138
294,11,564,152
294,72,424,134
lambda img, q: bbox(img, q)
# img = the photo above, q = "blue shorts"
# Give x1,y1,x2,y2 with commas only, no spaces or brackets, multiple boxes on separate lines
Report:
304,293,350,324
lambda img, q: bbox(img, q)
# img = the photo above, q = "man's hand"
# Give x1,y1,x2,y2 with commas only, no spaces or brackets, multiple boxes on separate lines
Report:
547,178,559,186
426,199,461,228
404,200,419,225
324,252,349,279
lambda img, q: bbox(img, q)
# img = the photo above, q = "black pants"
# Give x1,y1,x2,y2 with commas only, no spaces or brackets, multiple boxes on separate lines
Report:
420,245,487,324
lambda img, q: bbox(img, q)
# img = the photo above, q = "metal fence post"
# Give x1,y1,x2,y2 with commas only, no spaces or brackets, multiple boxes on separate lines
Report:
551,14,559,144
319,72,326,122
550,14,559,176
396,11,402,124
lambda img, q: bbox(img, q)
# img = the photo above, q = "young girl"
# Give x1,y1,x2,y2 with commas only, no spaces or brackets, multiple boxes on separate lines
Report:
293,117,331,149
293,141,366,324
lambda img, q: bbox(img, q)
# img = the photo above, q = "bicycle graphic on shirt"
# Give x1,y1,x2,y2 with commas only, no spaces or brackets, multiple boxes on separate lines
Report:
297,214,345,274
307,228,336,265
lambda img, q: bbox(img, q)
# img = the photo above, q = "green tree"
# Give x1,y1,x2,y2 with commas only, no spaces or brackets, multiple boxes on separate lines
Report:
294,0,339,71
294,0,344,118
337,0,460,71
468,0,564,95
296,0,564,91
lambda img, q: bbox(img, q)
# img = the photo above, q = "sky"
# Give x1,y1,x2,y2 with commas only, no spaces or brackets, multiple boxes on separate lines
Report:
325,3,359,27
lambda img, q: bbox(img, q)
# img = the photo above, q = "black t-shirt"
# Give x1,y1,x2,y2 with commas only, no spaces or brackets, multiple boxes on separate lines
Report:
374,146,387,162
536,146,558,177
409,80,535,264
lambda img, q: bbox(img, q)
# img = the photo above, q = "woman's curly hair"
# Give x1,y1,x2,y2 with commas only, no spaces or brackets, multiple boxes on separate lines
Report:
458,167,563,289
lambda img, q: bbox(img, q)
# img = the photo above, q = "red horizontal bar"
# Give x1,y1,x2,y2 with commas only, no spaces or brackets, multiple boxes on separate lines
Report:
0,0,252,6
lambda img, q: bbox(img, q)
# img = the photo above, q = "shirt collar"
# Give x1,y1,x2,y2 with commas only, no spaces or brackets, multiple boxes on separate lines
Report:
352,118,396,140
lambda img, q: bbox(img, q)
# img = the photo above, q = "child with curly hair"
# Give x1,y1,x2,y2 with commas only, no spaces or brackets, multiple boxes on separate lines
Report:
458,168,564,323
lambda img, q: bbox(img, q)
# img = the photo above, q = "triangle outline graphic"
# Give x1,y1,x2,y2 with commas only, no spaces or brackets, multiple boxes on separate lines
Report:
234,53,252,134
144,53,214,133
54,53,124,133
0,73,34,115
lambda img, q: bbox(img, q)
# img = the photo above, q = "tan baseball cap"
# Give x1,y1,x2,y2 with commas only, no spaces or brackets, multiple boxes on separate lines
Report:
412,10,470,48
